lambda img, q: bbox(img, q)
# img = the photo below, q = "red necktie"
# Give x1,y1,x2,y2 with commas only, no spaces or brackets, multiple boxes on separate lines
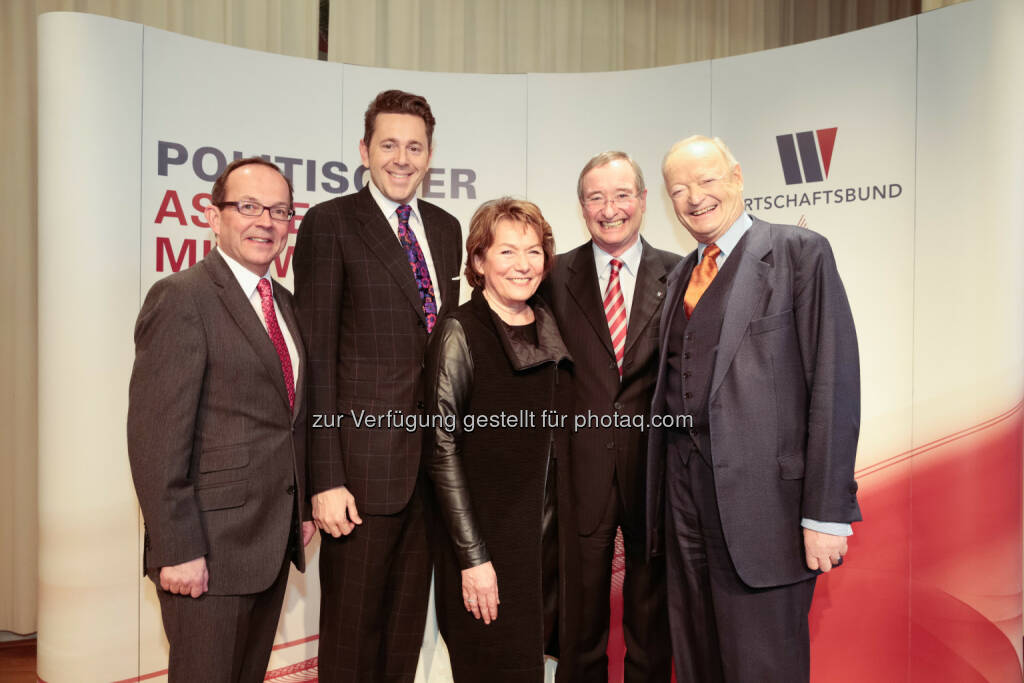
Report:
684,243,720,319
257,278,295,411
604,259,627,378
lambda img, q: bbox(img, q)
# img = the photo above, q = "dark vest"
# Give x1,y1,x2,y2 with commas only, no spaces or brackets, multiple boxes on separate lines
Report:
665,233,750,464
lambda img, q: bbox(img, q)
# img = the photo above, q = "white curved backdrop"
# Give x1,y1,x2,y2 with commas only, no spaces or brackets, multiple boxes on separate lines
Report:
37,2,1023,681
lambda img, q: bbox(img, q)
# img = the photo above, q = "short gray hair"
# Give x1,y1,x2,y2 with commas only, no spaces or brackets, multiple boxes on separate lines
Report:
577,151,646,202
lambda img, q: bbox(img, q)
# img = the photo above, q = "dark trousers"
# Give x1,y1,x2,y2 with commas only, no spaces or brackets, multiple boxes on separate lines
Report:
317,481,432,682
664,434,816,683
157,552,291,683
577,476,672,683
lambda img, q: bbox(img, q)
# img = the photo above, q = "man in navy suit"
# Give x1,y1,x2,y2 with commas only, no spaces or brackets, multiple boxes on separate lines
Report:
647,135,862,681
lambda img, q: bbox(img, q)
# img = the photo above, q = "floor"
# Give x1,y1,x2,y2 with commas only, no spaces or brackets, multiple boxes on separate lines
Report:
0,639,35,683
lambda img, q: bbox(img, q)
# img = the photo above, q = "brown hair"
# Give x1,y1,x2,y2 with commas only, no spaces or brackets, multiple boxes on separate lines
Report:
210,157,294,207
363,89,437,148
464,197,556,289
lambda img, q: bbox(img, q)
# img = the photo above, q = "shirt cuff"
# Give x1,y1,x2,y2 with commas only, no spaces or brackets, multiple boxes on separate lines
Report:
801,518,853,536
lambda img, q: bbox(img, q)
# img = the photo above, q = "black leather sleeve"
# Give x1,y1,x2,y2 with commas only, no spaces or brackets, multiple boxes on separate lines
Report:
424,316,491,569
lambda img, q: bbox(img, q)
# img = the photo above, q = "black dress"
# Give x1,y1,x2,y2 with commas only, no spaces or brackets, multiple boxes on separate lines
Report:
425,288,581,682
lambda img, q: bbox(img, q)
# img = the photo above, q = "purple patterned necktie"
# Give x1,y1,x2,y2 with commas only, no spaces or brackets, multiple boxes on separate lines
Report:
396,204,438,332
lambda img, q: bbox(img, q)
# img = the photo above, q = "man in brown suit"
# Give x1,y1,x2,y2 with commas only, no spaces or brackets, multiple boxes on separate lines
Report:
293,90,462,681
128,158,314,682
543,151,676,682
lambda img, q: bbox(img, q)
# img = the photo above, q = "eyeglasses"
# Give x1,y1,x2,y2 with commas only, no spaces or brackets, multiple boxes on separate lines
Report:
217,200,295,221
583,191,640,209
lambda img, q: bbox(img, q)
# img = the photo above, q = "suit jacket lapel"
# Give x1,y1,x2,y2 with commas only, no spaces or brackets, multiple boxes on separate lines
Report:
623,239,668,358
710,220,771,399
660,250,695,348
204,249,292,412
275,283,306,423
353,187,426,323
566,245,616,358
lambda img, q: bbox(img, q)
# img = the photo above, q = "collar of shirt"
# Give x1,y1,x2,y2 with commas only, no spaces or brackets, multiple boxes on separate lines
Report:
216,246,272,300
592,237,644,280
368,177,422,226
697,212,752,266
592,238,644,320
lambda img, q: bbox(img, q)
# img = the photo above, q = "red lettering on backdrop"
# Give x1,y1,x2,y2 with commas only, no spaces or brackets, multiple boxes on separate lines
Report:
191,193,212,228
154,190,186,225
274,246,294,278
156,237,195,272
289,202,308,235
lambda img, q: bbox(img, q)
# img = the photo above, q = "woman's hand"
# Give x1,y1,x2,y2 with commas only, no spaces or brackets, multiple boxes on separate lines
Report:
461,561,499,624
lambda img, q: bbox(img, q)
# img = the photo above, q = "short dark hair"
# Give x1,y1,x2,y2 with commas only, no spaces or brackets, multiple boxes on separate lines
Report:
464,197,556,289
211,157,294,207
363,90,437,148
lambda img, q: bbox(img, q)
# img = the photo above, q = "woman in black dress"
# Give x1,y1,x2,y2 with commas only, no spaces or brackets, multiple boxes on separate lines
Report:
425,197,580,682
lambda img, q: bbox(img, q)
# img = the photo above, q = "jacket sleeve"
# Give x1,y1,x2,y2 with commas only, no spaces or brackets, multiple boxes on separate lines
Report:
293,202,347,494
126,278,208,569
793,232,862,525
424,316,491,569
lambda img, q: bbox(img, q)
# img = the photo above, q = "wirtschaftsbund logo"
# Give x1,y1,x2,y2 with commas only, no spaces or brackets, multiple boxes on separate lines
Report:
776,128,836,184
745,127,904,211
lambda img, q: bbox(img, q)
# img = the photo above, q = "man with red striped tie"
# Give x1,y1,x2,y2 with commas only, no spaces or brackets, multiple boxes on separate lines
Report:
542,151,678,683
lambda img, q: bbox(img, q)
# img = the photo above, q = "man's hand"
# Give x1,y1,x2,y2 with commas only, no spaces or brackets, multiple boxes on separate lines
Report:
312,486,363,537
804,528,848,573
301,521,316,547
159,556,209,598
461,561,499,624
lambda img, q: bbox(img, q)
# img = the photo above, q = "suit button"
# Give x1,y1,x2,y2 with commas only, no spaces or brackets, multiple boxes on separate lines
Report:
683,352,691,360
688,427,696,436
614,402,623,410
684,392,692,399
286,485,296,495
417,400,425,410
606,442,615,449
682,371,691,379
609,361,616,369
849,481,859,494
685,334,693,341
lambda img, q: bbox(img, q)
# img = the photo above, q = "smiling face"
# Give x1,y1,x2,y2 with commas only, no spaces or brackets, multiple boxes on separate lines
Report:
663,140,744,245
580,159,647,257
206,164,291,276
359,112,432,204
473,219,546,310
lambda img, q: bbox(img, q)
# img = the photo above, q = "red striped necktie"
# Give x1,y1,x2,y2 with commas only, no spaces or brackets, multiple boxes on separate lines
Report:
604,258,627,378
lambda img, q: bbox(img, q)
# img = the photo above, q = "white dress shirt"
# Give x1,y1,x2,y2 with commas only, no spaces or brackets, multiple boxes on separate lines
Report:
592,237,644,321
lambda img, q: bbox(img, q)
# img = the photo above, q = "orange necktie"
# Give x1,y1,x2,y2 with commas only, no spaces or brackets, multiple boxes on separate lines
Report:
683,243,720,319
